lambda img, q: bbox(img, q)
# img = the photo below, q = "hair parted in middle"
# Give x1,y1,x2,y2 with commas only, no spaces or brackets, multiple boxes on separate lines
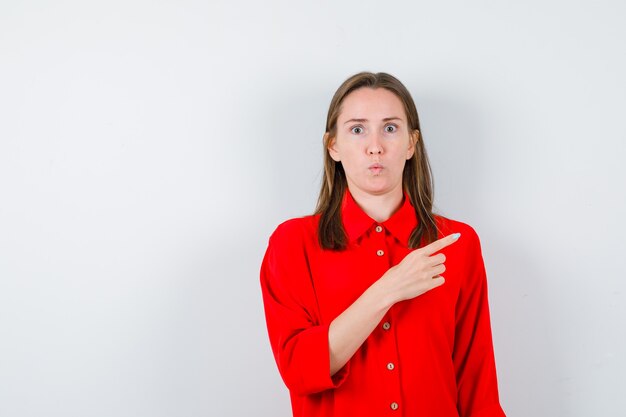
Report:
314,71,439,251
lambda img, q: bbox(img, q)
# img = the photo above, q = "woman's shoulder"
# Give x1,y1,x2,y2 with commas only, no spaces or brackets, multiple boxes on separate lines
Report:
268,214,321,246
433,213,481,244
432,215,485,265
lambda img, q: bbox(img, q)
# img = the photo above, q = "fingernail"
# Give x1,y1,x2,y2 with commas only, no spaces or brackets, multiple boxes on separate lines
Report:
451,233,461,240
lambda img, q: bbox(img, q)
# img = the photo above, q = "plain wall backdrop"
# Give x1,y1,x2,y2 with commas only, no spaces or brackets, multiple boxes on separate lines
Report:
1,1,625,416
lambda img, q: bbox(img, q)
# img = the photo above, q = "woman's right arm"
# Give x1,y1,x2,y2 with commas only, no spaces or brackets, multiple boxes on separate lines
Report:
328,232,460,376
261,221,346,396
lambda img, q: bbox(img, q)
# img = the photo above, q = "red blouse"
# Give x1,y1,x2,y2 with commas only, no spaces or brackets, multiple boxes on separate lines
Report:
260,190,506,417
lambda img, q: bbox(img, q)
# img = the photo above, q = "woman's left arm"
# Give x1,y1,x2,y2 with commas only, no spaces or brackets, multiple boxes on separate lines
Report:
453,226,507,417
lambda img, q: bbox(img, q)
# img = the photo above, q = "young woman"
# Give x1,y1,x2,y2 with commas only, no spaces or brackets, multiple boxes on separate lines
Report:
260,72,506,417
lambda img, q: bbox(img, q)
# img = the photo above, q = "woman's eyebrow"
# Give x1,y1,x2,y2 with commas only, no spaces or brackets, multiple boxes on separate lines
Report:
343,117,403,125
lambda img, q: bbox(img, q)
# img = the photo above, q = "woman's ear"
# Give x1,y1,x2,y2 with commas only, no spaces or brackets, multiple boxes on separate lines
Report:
407,129,420,159
325,132,341,162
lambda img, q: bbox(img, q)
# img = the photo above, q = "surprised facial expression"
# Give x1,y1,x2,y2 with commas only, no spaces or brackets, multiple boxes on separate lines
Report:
328,87,417,198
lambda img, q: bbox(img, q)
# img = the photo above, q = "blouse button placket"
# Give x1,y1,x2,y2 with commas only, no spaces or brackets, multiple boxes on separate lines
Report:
381,315,401,412
371,222,400,411
373,224,387,262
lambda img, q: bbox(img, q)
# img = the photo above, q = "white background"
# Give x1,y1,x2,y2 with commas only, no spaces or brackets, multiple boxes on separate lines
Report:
1,1,625,416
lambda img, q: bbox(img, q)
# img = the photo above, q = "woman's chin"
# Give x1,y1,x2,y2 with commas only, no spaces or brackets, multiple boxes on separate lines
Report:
352,181,399,197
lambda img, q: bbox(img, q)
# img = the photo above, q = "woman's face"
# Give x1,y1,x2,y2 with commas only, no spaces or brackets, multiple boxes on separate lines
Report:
328,87,417,199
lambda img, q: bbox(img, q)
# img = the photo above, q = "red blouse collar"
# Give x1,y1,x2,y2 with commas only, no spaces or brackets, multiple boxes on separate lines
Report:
341,189,419,246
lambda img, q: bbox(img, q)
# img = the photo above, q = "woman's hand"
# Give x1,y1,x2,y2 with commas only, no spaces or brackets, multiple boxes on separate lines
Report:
379,232,460,305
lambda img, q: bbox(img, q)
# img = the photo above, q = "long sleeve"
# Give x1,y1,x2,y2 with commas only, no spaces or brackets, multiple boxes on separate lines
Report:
453,227,506,417
260,220,349,396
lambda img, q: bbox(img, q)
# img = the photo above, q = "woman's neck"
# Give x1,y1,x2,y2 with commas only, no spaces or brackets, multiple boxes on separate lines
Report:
348,186,404,223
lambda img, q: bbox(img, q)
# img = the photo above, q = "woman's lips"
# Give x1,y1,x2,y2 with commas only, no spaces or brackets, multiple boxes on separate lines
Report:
368,163,384,174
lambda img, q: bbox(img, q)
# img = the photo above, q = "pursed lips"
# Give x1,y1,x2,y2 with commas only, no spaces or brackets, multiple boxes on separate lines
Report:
368,163,384,174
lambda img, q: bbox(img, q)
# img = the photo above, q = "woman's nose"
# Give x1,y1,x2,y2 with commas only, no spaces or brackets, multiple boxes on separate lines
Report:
367,133,383,154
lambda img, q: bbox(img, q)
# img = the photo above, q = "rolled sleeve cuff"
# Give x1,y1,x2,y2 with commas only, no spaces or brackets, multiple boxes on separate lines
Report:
286,323,350,395
467,403,507,417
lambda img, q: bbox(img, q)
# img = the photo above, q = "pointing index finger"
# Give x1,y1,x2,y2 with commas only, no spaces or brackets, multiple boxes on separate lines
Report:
421,233,461,256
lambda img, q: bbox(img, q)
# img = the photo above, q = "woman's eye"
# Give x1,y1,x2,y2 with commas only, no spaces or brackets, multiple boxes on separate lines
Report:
351,126,364,134
385,124,397,133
